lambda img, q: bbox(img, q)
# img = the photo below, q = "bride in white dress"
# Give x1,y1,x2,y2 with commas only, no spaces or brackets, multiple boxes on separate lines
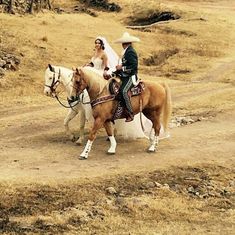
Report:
86,36,169,139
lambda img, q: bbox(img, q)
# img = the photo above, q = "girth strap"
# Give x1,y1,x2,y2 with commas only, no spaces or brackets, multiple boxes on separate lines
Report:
91,95,115,107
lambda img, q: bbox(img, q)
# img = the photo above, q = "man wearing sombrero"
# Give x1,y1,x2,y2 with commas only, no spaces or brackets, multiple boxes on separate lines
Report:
114,32,140,122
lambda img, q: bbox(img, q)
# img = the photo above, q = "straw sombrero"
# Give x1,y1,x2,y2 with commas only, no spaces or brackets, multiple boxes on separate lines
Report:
114,32,140,43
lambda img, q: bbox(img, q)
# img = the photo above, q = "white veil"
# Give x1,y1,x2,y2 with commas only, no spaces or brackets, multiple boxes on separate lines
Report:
96,36,119,71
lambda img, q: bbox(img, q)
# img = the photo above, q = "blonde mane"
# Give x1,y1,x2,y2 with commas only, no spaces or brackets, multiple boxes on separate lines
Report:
82,67,109,94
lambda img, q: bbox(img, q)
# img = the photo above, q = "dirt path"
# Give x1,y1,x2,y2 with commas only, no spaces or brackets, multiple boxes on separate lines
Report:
1,53,235,182
0,105,234,182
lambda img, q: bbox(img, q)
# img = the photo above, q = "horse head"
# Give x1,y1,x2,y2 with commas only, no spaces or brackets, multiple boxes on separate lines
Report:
70,68,87,100
44,64,61,97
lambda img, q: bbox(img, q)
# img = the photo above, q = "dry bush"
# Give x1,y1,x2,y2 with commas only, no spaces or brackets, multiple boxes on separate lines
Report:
78,0,121,12
143,48,179,66
126,0,181,25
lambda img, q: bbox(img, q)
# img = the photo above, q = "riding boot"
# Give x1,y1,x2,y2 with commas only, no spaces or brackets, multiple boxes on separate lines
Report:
125,111,134,122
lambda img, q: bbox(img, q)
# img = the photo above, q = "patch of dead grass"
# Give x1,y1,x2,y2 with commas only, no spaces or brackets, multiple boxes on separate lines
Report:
174,86,235,115
0,164,234,234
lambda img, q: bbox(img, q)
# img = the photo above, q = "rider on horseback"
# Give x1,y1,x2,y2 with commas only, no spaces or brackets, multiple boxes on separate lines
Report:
114,32,140,122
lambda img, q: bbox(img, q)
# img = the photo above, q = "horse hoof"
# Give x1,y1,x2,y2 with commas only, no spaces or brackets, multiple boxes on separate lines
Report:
147,147,157,153
79,156,88,160
70,137,76,142
107,151,115,155
75,141,82,146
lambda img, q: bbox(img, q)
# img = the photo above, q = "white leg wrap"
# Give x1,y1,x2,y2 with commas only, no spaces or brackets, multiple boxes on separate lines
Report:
148,135,159,152
64,109,77,141
107,136,117,154
80,140,93,159
149,128,155,142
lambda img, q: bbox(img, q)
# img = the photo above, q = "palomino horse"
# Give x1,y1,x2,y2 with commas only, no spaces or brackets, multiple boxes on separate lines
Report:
70,67,172,160
44,64,91,145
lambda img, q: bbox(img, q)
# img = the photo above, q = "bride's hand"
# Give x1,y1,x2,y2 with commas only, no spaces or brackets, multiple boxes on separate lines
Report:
116,64,122,70
103,71,111,80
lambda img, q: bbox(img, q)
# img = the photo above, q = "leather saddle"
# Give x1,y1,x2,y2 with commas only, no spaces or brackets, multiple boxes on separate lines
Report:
109,78,145,99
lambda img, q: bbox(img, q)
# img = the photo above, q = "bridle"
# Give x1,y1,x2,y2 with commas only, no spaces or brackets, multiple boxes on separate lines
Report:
44,69,80,109
44,69,61,94
72,71,107,106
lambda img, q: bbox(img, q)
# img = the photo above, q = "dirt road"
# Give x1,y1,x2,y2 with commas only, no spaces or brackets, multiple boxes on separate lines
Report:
1,56,234,182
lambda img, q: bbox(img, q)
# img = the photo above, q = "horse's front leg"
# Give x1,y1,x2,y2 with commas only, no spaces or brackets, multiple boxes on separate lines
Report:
75,107,86,145
104,121,117,154
79,117,103,160
64,108,78,141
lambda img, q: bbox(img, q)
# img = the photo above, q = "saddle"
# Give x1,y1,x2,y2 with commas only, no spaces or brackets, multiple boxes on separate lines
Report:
109,78,145,98
108,78,145,121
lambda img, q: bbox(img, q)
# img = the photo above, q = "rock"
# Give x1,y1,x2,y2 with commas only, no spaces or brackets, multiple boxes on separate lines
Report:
187,186,195,193
145,181,155,189
162,183,170,190
0,67,5,77
106,186,117,195
0,59,6,67
115,197,125,205
154,182,163,188
4,63,11,70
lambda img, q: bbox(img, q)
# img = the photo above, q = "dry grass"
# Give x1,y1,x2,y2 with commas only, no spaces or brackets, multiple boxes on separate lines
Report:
0,165,234,234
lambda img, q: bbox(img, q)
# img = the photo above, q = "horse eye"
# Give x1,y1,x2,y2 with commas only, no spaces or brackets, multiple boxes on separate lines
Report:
49,77,52,80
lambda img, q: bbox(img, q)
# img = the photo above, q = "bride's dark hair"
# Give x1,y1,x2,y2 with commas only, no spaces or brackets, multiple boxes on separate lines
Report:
95,38,105,50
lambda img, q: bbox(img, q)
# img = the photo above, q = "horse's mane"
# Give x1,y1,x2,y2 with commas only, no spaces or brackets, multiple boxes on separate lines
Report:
82,67,108,92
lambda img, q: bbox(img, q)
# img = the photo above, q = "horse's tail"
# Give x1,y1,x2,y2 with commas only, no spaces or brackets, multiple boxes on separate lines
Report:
161,82,172,132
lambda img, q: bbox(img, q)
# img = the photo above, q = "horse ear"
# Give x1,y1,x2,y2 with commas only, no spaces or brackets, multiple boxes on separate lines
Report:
48,64,55,72
75,68,81,75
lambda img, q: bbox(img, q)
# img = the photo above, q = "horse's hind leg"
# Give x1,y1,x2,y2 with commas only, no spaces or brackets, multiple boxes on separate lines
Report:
75,107,86,145
80,117,103,160
146,111,161,152
104,121,117,154
64,108,78,141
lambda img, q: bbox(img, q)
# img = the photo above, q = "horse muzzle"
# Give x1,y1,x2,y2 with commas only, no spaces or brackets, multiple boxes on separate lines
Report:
44,87,51,96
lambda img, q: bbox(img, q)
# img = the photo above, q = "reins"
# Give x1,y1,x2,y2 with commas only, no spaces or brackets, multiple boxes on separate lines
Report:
73,71,106,106
139,94,145,132
55,93,80,109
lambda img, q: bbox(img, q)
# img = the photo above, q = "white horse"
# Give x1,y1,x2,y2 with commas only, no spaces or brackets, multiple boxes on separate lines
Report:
44,64,91,145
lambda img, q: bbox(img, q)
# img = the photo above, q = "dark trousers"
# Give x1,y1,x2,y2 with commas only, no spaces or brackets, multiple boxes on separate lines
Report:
119,77,134,114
